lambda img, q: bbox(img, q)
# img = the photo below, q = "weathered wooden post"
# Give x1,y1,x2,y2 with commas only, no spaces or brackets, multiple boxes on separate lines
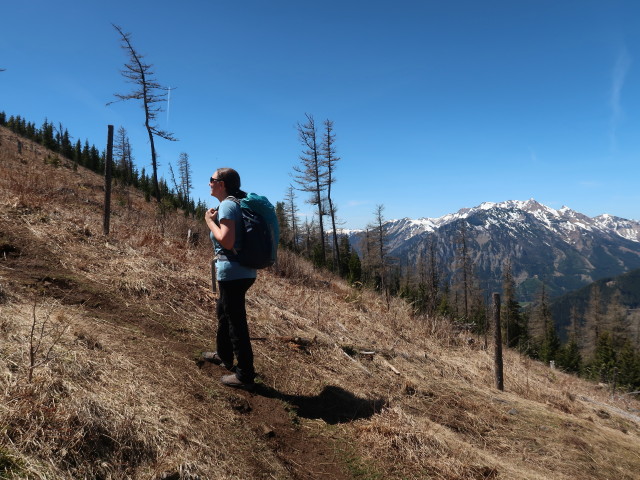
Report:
210,259,217,293
103,125,114,235
493,293,504,391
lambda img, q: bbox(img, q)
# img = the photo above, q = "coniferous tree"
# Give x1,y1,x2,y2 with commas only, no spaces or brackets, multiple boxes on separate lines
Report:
584,284,604,359
348,250,362,284
559,338,582,373
557,304,583,373
406,246,427,315
81,141,91,169
194,199,208,219
301,217,317,259
502,260,526,348
366,205,388,295
56,125,73,159
321,119,342,274
110,24,177,202
532,284,560,363
337,234,352,279
437,283,452,317
293,113,327,264
616,340,639,389
606,290,631,351
283,185,299,251
590,331,616,382
40,119,56,151
89,145,101,172
423,239,441,316
26,121,36,139
453,222,473,320
73,139,82,169
275,202,290,248
177,152,192,206
168,163,180,199
360,229,372,286
114,126,134,182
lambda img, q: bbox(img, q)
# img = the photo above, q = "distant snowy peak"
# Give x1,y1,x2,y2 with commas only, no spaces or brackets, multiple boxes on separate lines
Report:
593,214,640,242
382,199,640,244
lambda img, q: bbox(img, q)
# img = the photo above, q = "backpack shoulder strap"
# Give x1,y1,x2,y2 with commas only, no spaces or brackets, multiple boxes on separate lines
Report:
225,195,241,206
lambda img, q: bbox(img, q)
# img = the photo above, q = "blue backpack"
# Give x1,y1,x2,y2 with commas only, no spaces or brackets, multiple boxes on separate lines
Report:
226,193,279,269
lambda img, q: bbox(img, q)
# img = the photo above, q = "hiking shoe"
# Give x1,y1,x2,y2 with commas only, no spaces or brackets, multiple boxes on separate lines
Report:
221,373,255,391
200,352,235,371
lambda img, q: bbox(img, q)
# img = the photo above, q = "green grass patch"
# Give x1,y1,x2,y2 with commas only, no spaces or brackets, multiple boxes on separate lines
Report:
332,436,383,480
0,447,24,479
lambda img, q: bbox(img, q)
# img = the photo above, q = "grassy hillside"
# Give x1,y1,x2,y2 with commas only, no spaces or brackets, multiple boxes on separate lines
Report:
1,124,640,479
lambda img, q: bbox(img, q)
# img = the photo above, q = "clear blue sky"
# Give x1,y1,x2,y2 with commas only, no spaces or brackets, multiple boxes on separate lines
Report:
2,1,639,229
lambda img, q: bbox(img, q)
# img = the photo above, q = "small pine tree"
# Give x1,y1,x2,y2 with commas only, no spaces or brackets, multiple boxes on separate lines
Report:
348,251,362,284
502,260,527,348
275,202,290,248
558,338,582,373
617,340,640,390
590,332,616,383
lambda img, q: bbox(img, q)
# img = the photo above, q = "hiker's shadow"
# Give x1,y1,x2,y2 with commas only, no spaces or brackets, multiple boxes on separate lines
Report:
253,384,386,424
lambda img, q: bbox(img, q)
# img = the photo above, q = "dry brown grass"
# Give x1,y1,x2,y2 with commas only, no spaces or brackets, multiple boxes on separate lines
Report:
1,125,640,479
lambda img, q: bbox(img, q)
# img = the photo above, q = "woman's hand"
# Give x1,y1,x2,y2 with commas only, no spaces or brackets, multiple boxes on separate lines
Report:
205,208,218,222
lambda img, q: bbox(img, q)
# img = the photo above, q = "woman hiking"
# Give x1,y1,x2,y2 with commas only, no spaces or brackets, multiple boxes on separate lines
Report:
203,167,257,390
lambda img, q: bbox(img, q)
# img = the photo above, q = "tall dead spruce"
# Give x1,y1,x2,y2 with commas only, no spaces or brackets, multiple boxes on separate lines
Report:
321,119,342,273
293,114,328,263
109,24,176,202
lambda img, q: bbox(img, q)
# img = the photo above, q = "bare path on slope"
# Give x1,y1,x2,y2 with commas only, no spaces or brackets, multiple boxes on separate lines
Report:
1,218,373,479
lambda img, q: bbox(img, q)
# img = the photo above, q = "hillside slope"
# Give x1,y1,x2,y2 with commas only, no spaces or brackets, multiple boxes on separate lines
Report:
1,125,640,479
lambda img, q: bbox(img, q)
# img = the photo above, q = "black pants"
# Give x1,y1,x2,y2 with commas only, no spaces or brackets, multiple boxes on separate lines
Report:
216,278,256,382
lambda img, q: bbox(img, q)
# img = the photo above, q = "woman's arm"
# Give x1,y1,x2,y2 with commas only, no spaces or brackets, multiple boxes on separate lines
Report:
205,208,236,250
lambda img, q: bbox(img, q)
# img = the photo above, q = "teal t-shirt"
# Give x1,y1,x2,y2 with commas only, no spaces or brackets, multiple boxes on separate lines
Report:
211,198,257,282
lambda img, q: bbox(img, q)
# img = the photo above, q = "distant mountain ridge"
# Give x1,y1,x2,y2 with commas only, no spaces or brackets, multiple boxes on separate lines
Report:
348,199,640,301
382,199,640,245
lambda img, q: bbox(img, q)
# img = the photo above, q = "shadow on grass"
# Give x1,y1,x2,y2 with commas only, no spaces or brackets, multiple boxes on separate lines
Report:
253,384,386,424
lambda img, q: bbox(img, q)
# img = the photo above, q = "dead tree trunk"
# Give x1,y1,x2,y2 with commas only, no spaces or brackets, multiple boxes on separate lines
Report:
103,125,114,235
493,293,504,391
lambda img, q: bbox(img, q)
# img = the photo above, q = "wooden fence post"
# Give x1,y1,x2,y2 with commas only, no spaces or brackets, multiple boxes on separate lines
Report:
493,293,504,391
210,259,217,293
103,125,114,235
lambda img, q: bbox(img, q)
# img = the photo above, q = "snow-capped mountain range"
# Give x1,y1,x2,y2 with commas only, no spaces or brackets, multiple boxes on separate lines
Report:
348,199,640,300
382,199,640,247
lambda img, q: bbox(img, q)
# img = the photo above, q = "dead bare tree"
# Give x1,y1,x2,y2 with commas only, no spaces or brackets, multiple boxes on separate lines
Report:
365,205,389,305
114,125,134,183
284,184,300,251
177,152,193,206
109,24,176,203
293,114,327,264
321,119,342,274
28,298,69,382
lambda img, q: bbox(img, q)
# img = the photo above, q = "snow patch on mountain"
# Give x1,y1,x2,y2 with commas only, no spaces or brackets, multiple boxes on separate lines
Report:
381,200,640,244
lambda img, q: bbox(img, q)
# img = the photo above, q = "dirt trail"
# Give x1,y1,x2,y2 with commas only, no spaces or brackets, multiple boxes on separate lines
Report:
1,219,355,480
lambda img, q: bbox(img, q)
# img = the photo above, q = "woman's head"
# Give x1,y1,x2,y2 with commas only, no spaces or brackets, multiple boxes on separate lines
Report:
213,167,246,199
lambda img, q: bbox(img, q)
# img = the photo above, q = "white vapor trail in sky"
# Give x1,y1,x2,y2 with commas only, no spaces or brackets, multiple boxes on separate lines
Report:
166,86,173,126
609,46,631,150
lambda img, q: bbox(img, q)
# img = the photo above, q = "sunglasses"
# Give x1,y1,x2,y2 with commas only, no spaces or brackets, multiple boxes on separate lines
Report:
209,177,222,183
